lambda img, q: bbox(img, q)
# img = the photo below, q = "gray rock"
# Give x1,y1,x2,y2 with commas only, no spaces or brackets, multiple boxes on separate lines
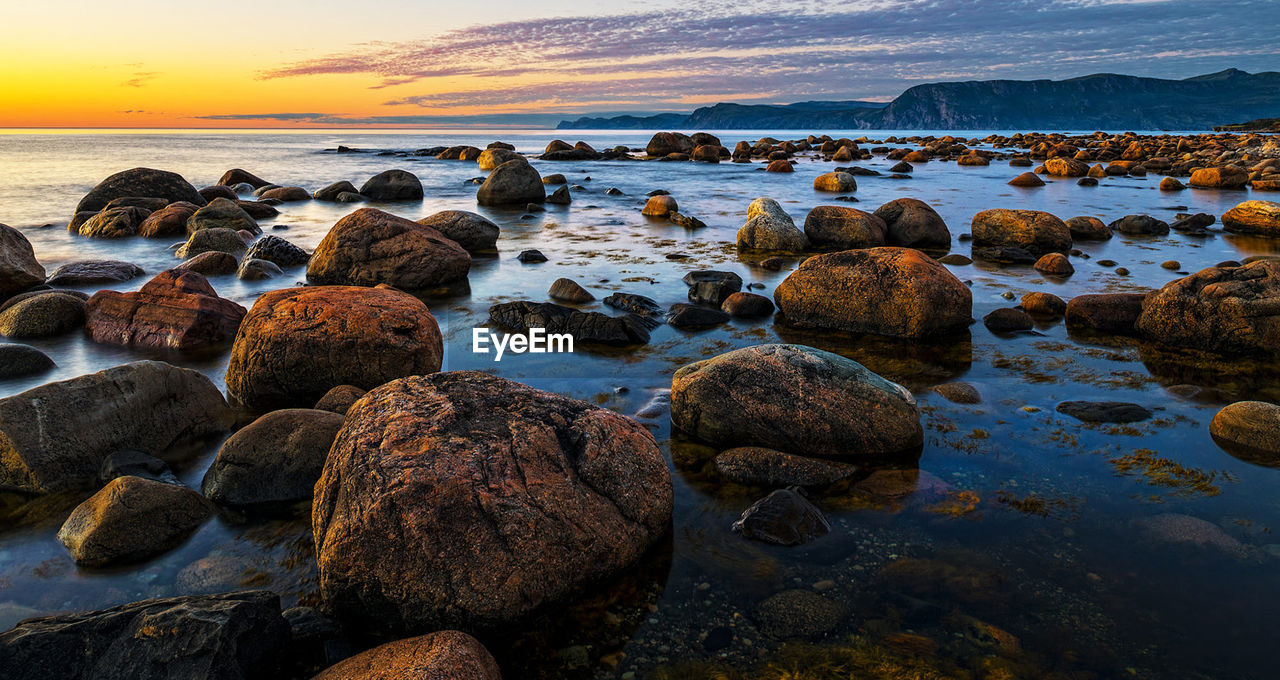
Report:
175,228,247,259
416,211,499,253
0,223,45,300
202,409,345,509
360,169,424,202
237,258,282,281
244,235,308,267
0,343,55,380
489,301,650,345
44,260,144,286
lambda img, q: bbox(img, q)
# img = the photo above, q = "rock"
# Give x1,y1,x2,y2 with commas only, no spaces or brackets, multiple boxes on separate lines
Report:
1034,252,1074,275
667,303,730,330
175,228,248,259
932,382,981,404
187,197,260,235
243,234,308,267
1189,166,1249,189
813,172,857,192
1008,172,1045,187
75,206,150,238
314,181,360,201
489,301,650,345
542,173,567,185
477,148,523,170
517,249,547,263
1044,157,1089,177
732,489,831,546
236,200,281,219
737,198,808,252
98,450,176,485
1171,212,1216,231
971,209,1071,263
314,385,367,415
0,293,85,338
176,556,257,595
1160,177,1186,191
1056,400,1153,423
202,409,345,509
983,308,1034,333
691,144,721,163
0,343,54,380
671,344,922,456
237,258,282,281
1135,260,1280,353
545,185,572,205
313,631,502,680
308,208,470,289
715,447,855,487
757,589,843,638
683,270,743,306
259,186,311,202
1222,200,1280,236
1066,293,1145,335
476,159,545,205
873,198,951,251
416,211,499,253
0,591,288,680
603,292,662,317
1210,401,1280,462
44,259,144,287
721,292,775,318
137,202,200,239
1020,291,1067,317
1109,214,1170,236
803,206,886,250
548,278,594,303
313,372,673,631
57,476,212,566
226,286,443,411
646,132,694,156
360,169,424,202
176,251,238,276
1065,215,1112,240
0,224,45,300
1077,177,1098,187
84,269,246,351
217,168,272,188
1135,513,1246,555
75,167,206,213
774,247,971,339
642,195,678,217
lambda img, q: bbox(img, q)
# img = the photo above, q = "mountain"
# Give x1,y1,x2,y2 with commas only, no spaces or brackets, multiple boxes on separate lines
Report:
555,70,1280,130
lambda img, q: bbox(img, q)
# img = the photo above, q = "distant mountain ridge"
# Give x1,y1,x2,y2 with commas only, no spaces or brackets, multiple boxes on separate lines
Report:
557,69,1280,130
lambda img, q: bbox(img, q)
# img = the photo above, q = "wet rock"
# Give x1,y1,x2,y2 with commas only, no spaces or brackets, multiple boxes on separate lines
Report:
1020,291,1067,317
75,206,150,238
135,201,197,238
603,292,662,317
176,251,238,276
671,344,921,456
873,198,951,251
1065,293,1145,335
0,591,288,680
546,185,572,205
313,371,673,632
684,270,743,305
314,385,367,415
202,409,345,509
1077,177,1098,187
971,209,1071,262
98,449,176,485
1109,214,1170,236
226,286,443,411
1034,252,1075,276
477,147,523,170
236,200,281,219
1057,400,1152,423
721,291,775,318
0,224,45,301
239,235,305,268
57,475,212,566
477,159,545,205
44,259,144,286
75,167,206,213
308,208,470,289
1160,177,1186,191
237,258,282,281
313,181,360,202
175,228,248,259
932,382,981,404
1135,260,1280,353
647,131,695,156
1210,401,1280,462
757,589,843,638
0,293,85,338
737,198,808,251
517,249,547,263
1044,157,1089,177
939,253,972,265
813,172,857,192
359,169,424,202
187,197,259,235
642,194,678,217
732,489,831,546
259,186,311,202
1065,216,1112,241
667,303,730,330
1135,514,1246,555
774,247,971,339
85,269,246,351
1189,166,1249,189
1008,172,1045,187
1171,212,1215,231
217,168,272,188
313,631,502,680
417,210,500,253
489,301,650,345
1221,200,1280,236
0,343,54,380
983,308,1033,333
715,447,855,487
548,277,594,303
542,173,567,185
803,206,887,250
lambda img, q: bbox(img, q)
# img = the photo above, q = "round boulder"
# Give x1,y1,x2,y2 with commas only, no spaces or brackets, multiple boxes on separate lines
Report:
308,208,471,289
202,409,346,509
0,293,85,339
813,172,856,192
313,631,501,680
873,198,951,252
737,197,808,252
0,223,47,299
75,167,206,213
803,206,886,250
971,209,1071,262
1222,200,1280,236
0,343,55,380
416,210,500,253
476,160,545,206
186,197,260,235
57,475,213,567
360,170,424,202
1210,401,1280,463
1135,259,1280,353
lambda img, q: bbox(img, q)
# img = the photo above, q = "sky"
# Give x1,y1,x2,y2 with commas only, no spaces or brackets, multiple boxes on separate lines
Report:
0,0,1276,128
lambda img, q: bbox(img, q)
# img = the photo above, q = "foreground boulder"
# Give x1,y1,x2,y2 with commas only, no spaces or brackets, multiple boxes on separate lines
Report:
308,208,470,289
360,169,424,202
74,167,206,213
1221,200,1280,236
476,159,545,206
1210,401,1280,463
1135,260,1280,353
84,270,246,351
873,198,951,251
416,210,499,253
0,293,85,338
313,372,673,631
313,631,502,680
737,197,808,251
670,344,922,456
0,361,232,494
57,475,213,566
0,591,288,680
489,301,651,345
971,209,1071,262
202,409,345,509
774,247,971,339
0,224,45,300
803,206,886,249
225,286,443,411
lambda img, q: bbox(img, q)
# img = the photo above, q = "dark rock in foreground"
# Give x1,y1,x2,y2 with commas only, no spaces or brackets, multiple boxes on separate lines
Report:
732,488,831,546
0,343,54,380
0,224,46,300
1136,260,1280,354
57,475,213,566
202,409,345,510
1056,400,1153,423
489,301,651,345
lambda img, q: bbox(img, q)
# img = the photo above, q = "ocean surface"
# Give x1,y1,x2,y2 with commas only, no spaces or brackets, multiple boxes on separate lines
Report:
1,129,1278,679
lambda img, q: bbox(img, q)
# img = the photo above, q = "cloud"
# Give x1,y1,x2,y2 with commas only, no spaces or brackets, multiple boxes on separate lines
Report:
124,71,158,88
257,0,1280,110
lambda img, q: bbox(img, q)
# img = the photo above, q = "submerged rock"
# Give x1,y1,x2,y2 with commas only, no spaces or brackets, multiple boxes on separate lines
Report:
313,631,502,680
983,308,1034,333
307,208,470,289
683,270,743,305
84,269,246,351
667,303,730,330
313,180,360,202
732,488,831,546
757,589,844,638
721,291,775,318
489,300,651,345
715,447,856,487
1109,214,1170,236
1056,400,1153,423
57,475,213,566
813,171,857,192
1065,215,1112,240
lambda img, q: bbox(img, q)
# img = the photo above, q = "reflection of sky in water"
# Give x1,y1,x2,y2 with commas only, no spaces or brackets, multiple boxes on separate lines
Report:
1,130,1279,679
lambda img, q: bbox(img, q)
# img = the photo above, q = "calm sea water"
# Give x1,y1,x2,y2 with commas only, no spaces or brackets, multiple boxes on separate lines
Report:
1,129,1278,679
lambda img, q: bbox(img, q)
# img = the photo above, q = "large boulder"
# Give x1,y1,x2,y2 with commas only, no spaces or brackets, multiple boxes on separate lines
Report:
488,301,651,346
84,269,246,351
1135,260,1280,353
313,372,673,632
646,132,695,156
1066,293,1145,335
873,198,951,251
737,197,808,252
186,197,260,235
1222,200,1280,236
225,286,443,411
803,206,887,249
1189,166,1249,189
477,148,523,171
74,167,206,213
1210,401,1280,462
0,293,85,338
360,170,424,202
1044,157,1089,177
0,223,45,300
0,591,288,680
670,344,922,456
57,475,213,566
202,409,345,509
416,210,499,253
0,361,233,494
476,160,545,206
307,208,470,289
970,209,1071,262
774,247,971,339
313,631,502,680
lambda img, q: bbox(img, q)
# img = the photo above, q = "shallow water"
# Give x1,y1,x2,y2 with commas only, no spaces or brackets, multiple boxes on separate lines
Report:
1,129,1278,679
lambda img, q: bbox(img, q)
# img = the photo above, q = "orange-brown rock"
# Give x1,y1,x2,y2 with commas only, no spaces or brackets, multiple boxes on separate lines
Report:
84,269,246,351
765,159,794,173
1020,291,1067,317
1189,166,1249,189
774,247,971,339
1065,293,1145,335
0,223,45,300
313,372,672,632
1034,252,1074,276
691,144,722,163
313,631,502,680
1221,200,1280,236
1135,260,1280,353
1065,215,1113,240
971,209,1071,262
225,286,443,411
813,172,857,192
803,206,886,250
646,131,694,156
307,208,470,289
642,194,678,217
1008,172,1044,187
1159,177,1186,191
137,201,199,238
873,198,951,251
1044,157,1089,177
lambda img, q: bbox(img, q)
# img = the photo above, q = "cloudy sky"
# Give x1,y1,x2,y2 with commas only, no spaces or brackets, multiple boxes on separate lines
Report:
1,0,1275,127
